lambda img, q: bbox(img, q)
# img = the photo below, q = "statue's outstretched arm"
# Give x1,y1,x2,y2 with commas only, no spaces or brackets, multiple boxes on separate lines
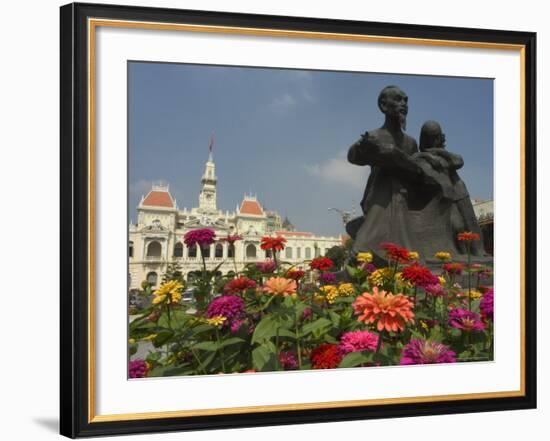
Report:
424,148,464,170
348,133,423,180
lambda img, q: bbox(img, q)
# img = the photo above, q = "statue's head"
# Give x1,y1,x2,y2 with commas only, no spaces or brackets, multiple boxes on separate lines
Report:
419,120,446,151
378,86,408,130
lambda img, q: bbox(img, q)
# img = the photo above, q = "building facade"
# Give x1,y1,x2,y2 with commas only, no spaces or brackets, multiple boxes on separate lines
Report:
128,151,342,290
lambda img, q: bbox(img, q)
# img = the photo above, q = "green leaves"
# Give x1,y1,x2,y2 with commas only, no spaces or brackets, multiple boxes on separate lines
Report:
301,318,332,337
339,351,374,368
251,315,281,344
252,342,277,371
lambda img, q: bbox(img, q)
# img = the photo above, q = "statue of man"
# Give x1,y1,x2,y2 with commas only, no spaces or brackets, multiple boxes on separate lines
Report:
346,86,444,262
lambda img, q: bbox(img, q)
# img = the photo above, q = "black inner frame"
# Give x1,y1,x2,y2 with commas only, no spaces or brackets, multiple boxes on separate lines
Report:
60,2,537,438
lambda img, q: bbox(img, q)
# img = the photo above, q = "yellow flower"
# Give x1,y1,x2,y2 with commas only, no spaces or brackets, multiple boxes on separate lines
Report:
435,251,452,261
420,320,429,331
205,315,227,327
368,267,392,287
438,276,446,286
143,334,157,341
395,272,413,289
469,289,483,300
356,252,373,264
153,280,184,305
128,338,136,345
408,251,420,261
320,285,339,304
337,283,355,297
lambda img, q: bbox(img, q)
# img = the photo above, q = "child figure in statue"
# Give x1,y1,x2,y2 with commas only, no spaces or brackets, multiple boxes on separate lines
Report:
414,120,486,256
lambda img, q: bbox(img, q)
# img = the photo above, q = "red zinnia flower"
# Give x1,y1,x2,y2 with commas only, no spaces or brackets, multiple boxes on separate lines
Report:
287,269,306,280
401,263,439,288
223,276,257,294
380,242,411,263
443,262,465,275
310,344,342,369
309,257,334,272
260,236,287,251
457,231,481,242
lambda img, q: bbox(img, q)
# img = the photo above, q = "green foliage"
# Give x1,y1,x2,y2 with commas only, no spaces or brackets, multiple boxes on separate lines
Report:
128,247,494,377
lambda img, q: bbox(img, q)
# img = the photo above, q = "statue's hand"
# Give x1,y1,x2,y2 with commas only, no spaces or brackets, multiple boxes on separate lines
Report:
423,154,448,171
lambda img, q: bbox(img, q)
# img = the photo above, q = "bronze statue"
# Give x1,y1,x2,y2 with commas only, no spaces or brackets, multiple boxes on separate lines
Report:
346,86,489,264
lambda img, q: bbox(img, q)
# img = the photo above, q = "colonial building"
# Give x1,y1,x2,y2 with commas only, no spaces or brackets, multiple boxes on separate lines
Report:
473,199,494,255
128,150,342,290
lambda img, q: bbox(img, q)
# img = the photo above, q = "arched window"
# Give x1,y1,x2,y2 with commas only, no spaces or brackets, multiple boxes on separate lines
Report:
188,244,197,259
246,244,257,259
305,247,311,259
228,244,235,258
174,242,183,258
146,271,158,287
265,249,273,258
201,246,211,259
285,247,293,259
296,247,301,259
128,241,134,258
146,241,161,257
315,247,321,258
215,244,223,258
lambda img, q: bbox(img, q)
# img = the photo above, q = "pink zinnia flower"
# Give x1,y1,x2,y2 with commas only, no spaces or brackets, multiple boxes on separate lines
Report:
400,339,456,365
183,228,216,248
256,259,276,273
129,359,148,378
480,288,494,321
319,272,337,285
338,330,379,355
362,263,377,273
206,295,245,325
278,351,298,370
448,308,486,331
425,283,445,297
230,318,245,333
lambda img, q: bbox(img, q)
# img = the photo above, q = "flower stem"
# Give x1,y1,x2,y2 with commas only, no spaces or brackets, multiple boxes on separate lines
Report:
275,327,280,371
295,310,302,369
215,328,226,373
375,331,384,354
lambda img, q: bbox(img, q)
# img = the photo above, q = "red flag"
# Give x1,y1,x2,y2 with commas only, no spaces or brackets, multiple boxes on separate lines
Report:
208,135,214,154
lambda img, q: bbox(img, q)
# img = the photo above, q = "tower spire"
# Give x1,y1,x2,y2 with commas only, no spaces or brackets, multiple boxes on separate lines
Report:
208,134,214,162
199,136,217,212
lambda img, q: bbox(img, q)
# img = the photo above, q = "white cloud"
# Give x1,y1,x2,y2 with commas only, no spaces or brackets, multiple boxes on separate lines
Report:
305,152,367,190
270,92,297,112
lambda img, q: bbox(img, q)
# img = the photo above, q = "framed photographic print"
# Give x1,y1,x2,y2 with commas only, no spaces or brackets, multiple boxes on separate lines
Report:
60,2,537,438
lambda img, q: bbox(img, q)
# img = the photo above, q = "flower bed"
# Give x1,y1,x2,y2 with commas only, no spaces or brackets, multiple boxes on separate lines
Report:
128,229,493,377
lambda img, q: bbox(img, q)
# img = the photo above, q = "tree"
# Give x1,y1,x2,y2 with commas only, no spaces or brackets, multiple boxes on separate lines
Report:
161,261,185,285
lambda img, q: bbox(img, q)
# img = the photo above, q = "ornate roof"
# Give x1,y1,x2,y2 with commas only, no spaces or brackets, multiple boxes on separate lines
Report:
239,197,264,216
142,189,175,208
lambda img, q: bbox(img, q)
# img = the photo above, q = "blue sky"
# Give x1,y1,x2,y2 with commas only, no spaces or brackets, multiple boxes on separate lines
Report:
128,62,493,237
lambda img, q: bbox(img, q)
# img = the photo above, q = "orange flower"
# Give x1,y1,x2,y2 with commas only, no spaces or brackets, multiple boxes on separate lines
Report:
457,231,480,241
262,277,297,297
352,287,414,333
260,236,287,251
